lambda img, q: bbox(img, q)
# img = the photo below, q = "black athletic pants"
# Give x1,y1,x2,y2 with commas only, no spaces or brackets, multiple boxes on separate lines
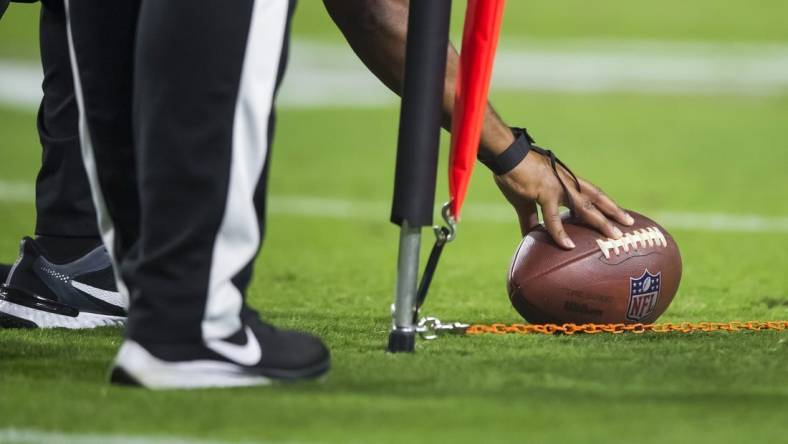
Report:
65,0,295,346
34,0,97,239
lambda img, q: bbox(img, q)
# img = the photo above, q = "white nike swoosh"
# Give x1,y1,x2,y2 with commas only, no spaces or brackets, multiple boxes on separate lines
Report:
205,326,262,366
71,281,128,308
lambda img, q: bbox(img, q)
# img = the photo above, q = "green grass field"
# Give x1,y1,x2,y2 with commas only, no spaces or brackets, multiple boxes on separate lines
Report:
1,1,787,443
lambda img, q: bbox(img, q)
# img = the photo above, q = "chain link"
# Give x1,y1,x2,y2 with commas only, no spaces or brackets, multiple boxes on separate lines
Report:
465,320,788,335
415,316,788,339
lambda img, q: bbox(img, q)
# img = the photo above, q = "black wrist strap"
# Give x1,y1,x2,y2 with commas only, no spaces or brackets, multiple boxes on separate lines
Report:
478,128,536,175
477,127,582,215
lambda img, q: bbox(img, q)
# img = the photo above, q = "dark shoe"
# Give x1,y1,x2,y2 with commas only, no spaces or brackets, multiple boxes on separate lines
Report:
110,316,330,389
0,237,126,328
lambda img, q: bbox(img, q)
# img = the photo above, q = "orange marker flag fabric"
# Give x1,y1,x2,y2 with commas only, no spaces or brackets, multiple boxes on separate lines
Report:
449,0,506,219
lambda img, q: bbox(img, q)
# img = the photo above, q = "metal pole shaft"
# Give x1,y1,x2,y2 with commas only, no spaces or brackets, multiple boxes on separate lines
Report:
393,222,421,324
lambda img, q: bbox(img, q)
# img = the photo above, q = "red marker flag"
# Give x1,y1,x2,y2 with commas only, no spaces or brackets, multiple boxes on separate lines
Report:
448,0,506,219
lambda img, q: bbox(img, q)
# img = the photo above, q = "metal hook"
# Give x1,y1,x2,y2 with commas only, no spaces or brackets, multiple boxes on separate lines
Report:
433,202,457,245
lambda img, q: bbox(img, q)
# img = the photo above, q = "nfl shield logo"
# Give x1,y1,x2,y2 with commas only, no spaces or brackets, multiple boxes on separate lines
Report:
627,270,661,322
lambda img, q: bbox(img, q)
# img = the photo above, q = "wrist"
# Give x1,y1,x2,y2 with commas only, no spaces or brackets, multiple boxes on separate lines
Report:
478,128,536,175
479,127,516,157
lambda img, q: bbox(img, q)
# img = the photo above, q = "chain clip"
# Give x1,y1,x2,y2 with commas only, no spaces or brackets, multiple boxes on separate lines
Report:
417,316,471,340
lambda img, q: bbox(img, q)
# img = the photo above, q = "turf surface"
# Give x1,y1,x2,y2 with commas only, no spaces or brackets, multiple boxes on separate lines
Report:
1,1,787,443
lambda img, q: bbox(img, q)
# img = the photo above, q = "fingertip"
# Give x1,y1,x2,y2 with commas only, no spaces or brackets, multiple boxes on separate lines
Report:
565,238,576,249
623,212,635,226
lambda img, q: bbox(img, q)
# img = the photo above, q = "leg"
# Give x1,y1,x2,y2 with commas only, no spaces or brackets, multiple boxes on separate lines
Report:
0,0,100,284
127,0,293,346
0,0,127,328
100,0,327,388
35,0,99,245
64,0,141,269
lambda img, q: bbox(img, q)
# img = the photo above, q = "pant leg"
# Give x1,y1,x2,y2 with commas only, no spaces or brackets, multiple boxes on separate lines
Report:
127,0,295,346
35,0,98,238
63,0,141,308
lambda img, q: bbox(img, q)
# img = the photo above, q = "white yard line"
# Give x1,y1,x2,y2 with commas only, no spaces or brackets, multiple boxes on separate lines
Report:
2,181,786,233
0,180,35,203
0,428,292,444
265,195,788,233
0,61,42,109
2,39,788,112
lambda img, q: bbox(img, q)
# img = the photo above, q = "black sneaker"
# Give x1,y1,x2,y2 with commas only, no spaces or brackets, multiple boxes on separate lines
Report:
110,316,331,389
0,237,127,328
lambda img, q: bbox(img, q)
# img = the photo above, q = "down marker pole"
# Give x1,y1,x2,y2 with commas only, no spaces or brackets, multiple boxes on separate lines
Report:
388,0,452,353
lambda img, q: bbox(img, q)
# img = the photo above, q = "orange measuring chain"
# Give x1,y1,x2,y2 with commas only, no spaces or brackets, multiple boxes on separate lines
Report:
464,320,788,335
414,317,788,339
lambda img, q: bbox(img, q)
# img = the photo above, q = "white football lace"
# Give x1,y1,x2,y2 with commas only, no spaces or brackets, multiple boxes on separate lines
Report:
596,226,667,259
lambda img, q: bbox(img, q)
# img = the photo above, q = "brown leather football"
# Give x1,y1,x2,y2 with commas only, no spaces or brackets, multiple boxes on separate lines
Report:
507,211,682,324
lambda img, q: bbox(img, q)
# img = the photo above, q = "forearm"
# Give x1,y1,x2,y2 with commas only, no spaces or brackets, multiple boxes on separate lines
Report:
323,0,514,155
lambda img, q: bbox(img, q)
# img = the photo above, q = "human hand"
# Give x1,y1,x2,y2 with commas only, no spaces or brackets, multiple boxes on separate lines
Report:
494,148,634,249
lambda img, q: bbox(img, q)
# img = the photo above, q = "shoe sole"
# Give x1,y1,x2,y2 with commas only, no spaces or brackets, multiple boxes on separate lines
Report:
0,298,126,329
110,340,330,390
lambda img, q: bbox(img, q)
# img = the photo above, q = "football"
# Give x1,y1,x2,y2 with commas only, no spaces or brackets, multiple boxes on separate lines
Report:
507,211,682,325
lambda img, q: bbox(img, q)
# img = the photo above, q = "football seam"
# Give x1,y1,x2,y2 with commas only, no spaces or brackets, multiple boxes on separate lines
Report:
508,236,530,283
